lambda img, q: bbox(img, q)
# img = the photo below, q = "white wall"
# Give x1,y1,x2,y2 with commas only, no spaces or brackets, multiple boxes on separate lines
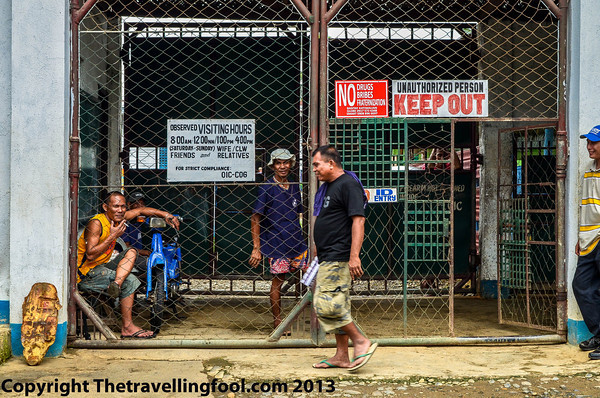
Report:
0,0,11,323
566,0,600,342
9,0,70,353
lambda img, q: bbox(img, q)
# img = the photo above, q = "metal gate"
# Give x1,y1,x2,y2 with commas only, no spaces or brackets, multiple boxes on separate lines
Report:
497,124,558,331
328,118,470,337
72,0,315,342
69,0,564,345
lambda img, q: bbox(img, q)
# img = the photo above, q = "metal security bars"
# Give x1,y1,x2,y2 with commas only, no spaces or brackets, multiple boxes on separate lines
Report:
328,118,476,337
497,125,558,331
69,0,563,345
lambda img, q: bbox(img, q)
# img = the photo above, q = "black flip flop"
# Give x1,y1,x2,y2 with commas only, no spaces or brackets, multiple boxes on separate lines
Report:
121,329,155,339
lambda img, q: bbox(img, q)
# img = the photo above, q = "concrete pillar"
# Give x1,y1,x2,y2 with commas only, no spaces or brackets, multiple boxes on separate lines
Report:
566,1,600,344
9,0,70,356
0,0,11,325
479,122,513,298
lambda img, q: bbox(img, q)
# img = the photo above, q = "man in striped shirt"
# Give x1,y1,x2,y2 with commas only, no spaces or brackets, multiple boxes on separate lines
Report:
574,125,600,359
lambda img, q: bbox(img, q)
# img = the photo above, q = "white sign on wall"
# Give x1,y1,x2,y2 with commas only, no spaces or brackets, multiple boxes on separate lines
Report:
392,80,488,117
167,119,255,182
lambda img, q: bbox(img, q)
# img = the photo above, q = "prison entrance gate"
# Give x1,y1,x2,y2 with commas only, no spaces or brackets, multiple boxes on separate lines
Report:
70,0,564,346
74,4,315,342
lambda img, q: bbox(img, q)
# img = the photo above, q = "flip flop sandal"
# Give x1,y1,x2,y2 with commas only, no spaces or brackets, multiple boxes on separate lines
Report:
121,329,155,339
312,359,339,369
348,342,378,372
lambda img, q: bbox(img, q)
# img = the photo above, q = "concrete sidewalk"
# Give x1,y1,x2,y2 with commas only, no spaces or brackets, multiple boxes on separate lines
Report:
0,343,598,397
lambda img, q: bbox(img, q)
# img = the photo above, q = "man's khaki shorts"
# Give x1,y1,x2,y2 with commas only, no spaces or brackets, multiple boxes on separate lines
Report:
78,249,141,298
313,261,352,333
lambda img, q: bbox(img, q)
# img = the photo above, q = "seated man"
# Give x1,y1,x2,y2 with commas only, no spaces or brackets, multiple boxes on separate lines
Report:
122,191,151,271
77,191,179,339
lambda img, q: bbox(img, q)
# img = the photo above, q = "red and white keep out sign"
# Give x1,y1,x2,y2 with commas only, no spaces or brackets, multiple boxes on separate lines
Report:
392,80,488,118
335,80,388,118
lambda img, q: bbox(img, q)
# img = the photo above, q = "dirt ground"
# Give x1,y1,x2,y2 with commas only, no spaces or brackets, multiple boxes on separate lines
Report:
84,294,550,341
61,292,579,397
230,374,600,398
1,344,600,398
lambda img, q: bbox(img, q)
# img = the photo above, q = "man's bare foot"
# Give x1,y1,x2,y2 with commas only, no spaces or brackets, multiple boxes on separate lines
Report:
351,338,372,366
312,356,353,369
348,342,378,372
121,324,154,338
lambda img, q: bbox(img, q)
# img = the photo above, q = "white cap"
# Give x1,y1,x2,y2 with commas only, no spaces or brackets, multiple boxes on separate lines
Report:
267,148,296,168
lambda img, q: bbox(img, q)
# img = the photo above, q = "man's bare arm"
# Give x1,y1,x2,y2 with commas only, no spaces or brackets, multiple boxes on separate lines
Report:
249,213,262,268
349,215,365,280
84,218,125,261
125,207,180,229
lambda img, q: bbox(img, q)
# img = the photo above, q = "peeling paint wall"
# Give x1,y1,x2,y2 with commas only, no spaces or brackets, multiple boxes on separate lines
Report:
479,121,514,297
8,0,70,355
566,1,600,344
0,0,11,324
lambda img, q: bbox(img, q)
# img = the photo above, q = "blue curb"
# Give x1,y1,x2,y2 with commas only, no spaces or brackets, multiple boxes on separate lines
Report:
10,322,66,357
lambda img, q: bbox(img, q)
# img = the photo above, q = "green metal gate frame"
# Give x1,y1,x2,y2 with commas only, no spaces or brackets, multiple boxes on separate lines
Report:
329,117,456,335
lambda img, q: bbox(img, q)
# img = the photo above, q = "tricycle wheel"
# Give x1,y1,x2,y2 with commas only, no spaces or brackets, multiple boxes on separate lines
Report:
149,268,165,335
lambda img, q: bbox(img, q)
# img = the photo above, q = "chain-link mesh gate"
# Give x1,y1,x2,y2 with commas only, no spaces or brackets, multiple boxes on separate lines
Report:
75,1,315,341
497,124,557,331
71,0,561,344
326,1,557,119
323,1,558,338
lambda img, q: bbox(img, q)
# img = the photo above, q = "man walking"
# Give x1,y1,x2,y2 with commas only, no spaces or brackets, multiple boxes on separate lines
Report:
311,145,377,371
574,125,600,359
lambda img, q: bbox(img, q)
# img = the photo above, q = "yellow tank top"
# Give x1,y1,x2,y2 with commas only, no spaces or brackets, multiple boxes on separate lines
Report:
77,213,116,282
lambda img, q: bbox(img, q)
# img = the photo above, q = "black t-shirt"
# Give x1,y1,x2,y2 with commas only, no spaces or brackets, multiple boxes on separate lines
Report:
314,173,366,261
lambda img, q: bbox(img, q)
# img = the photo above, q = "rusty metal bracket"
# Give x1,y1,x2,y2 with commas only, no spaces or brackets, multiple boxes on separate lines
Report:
324,0,350,24
72,0,99,24
289,0,313,24
540,0,561,19
73,291,118,340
